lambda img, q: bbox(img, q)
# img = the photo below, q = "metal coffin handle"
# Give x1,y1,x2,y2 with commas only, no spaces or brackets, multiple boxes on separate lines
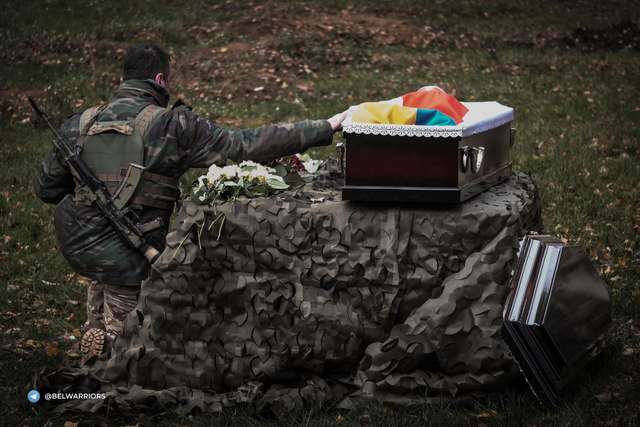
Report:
460,147,485,173
460,147,470,173
336,142,345,174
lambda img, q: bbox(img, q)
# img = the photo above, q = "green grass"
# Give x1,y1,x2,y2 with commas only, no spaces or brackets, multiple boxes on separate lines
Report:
1,0,639,425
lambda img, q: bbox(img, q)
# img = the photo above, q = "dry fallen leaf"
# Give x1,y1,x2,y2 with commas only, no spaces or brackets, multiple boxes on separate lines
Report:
476,409,498,419
296,83,311,92
23,339,37,350
45,341,59,357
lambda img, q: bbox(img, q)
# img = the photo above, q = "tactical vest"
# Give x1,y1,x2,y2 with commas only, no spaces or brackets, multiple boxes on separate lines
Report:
73,102,179,212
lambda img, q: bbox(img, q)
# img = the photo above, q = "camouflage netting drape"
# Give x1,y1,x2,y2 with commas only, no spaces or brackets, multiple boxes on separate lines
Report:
39,166,541,415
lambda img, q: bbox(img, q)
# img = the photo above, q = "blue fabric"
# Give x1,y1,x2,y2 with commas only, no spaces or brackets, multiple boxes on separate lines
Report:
415,108,456,126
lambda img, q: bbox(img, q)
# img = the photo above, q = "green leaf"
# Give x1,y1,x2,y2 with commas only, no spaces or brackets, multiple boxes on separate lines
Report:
266,177,289,190
284,171,305,188
274,164,288,177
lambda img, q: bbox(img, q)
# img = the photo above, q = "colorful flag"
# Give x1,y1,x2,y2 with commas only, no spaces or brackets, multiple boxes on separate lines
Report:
351,102,456,126
402,86,468,124
351,86,468,126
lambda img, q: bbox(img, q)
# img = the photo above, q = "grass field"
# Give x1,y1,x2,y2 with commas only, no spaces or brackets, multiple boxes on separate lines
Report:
1,0,639,425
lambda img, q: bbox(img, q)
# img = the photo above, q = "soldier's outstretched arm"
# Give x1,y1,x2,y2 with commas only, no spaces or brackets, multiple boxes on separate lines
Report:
33,115,78,204
179,108,346,168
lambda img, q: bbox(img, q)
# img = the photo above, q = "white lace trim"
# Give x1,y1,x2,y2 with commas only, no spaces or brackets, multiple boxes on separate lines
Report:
343,122,463,137
342,101,514,138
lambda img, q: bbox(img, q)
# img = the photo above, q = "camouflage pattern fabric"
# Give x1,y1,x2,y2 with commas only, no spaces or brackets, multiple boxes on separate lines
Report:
34,79,333,286
38,169,541,415
102,285,140,336
84,281,104,331
83,282,139,335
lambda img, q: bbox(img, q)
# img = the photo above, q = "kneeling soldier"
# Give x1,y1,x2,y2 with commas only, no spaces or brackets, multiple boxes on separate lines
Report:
34,44,346,361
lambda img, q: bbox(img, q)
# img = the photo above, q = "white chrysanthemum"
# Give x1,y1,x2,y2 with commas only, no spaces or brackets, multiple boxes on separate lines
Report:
296,154,322,174
239,160,261,168
303,159,321,173
248,168,270,179
220,165,240,178
238,161,277,182
206,165,223,183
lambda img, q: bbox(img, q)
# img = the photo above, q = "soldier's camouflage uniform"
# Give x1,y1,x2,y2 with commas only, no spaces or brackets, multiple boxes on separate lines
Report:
34,79,334,338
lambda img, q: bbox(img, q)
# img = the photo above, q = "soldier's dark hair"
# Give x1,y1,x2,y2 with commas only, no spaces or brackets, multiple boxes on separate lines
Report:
122,44,170,81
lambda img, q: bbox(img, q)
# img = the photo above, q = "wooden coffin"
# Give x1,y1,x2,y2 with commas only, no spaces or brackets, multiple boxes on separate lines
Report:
341,102,515,203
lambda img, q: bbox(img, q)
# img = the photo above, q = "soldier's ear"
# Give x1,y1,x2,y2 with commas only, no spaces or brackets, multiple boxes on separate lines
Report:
154,73,167,88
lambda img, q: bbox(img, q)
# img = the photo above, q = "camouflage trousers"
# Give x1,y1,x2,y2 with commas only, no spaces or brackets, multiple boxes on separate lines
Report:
85,281,140,336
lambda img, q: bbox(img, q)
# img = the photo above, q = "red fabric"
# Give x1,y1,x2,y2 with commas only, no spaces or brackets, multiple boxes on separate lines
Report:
402,88,468,124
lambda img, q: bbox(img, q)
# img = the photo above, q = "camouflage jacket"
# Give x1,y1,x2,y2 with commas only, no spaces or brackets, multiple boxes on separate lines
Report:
34,79,334,286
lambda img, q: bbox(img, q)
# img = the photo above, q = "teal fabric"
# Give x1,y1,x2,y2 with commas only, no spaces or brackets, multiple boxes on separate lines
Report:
415,108,456,126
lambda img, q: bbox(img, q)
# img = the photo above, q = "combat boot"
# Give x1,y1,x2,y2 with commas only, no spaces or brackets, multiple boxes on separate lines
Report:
80,327,116,364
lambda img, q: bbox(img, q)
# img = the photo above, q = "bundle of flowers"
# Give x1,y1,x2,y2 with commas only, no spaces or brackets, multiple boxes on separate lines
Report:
285,153,322,174
192,160,289,204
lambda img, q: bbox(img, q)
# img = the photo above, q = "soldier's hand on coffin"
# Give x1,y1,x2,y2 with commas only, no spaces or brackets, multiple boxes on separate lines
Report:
327,110,348,132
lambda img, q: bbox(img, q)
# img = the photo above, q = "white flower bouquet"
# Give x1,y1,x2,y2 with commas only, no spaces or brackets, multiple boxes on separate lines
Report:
192,160,289,205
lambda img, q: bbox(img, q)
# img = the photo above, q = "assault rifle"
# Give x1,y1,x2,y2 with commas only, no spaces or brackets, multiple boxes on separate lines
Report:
28,97,161,263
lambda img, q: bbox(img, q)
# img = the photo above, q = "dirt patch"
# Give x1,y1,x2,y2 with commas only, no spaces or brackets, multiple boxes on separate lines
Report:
504,21,640,52
172,2,447,104
566,21,640,51
0,35,132,67
305,9,445,48
1,1,453,109
7,1,637,115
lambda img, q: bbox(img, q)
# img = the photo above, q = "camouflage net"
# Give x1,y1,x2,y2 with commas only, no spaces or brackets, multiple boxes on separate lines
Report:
39,166,541,415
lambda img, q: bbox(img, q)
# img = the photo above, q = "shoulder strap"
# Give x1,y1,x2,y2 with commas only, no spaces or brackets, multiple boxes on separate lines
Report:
78,106,103,136
134,104,167,139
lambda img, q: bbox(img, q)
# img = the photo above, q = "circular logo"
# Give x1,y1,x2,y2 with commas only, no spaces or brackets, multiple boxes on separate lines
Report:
27,389,40,403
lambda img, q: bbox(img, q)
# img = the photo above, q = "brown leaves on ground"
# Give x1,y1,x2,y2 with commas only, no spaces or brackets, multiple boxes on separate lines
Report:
1,274,85,361
3,1,639,122
172,3,447,104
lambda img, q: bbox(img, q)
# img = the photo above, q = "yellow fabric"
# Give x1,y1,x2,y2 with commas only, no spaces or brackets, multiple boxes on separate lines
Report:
351,102,417,125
